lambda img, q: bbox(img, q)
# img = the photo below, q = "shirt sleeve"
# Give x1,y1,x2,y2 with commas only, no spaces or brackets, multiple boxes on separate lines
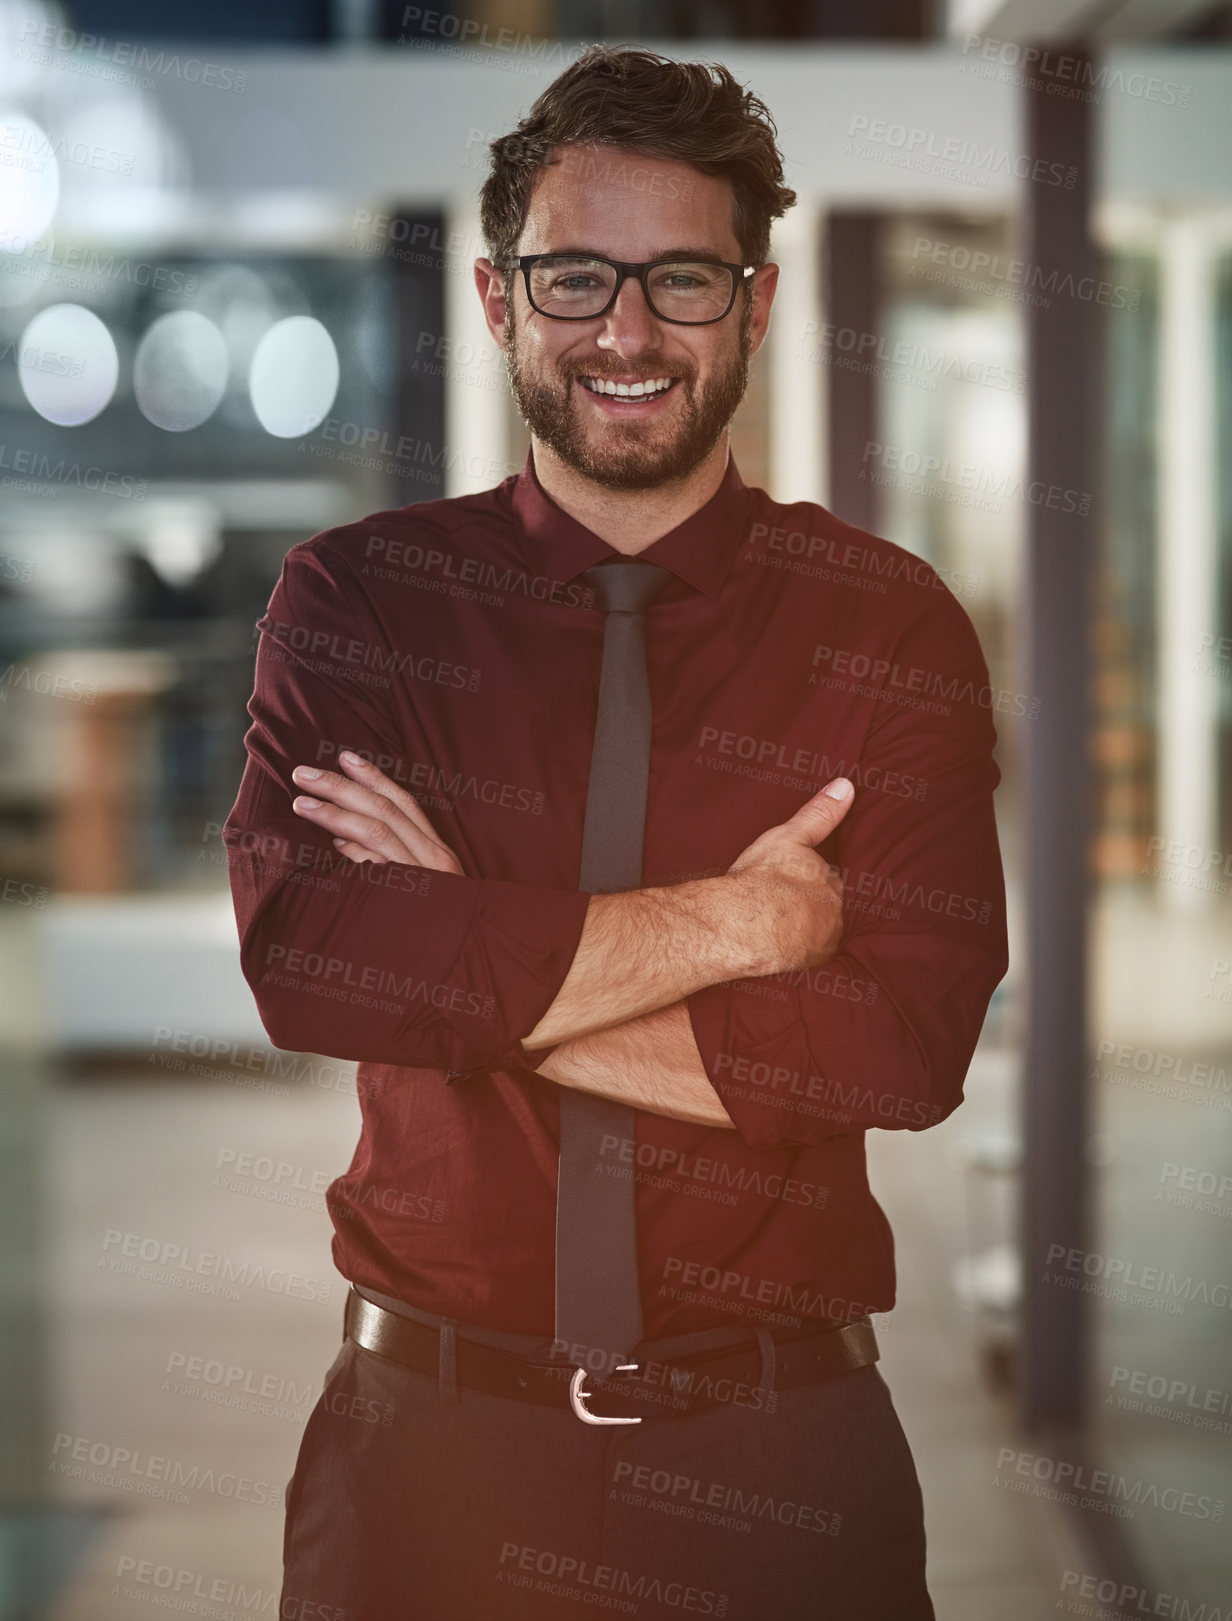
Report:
223,534,591,1072
687,582,1010,1149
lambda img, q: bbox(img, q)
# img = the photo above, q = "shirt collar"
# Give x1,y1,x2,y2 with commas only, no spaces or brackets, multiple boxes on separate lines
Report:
509,446,753,602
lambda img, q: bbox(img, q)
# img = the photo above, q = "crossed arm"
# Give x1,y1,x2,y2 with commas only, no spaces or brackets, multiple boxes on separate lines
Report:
289,749,855,1128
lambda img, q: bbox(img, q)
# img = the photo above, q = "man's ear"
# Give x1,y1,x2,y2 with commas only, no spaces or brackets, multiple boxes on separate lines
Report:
748,262,780,358
475,259,510,348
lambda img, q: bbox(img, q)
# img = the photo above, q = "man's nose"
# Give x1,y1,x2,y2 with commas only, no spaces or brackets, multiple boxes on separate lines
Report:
595,275,664,356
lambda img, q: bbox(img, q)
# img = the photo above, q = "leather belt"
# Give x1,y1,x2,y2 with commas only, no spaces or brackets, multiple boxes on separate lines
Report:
343,1287,879,1422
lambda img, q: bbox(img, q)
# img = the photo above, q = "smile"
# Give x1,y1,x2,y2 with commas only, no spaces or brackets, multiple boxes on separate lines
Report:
579,375,676,399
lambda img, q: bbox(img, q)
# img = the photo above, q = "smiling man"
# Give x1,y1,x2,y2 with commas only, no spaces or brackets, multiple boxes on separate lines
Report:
225,44,1007,1621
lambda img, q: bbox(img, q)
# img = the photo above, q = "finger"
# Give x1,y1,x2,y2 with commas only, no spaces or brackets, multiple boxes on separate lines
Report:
291,766,448,864
335,750,448,846
292,795,422,865
332,837,388,866
780,779,854,845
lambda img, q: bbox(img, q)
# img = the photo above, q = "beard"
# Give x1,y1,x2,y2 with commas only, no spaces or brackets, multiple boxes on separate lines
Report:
504,295,752,493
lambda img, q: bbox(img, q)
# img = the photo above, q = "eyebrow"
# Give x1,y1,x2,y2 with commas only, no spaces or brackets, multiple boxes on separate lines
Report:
533,246,735,262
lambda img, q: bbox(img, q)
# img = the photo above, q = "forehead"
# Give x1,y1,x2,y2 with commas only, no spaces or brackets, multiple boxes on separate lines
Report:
517,144,741,261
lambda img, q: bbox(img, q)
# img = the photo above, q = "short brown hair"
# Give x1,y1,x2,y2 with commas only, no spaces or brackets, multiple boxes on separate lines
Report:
478,44,797,270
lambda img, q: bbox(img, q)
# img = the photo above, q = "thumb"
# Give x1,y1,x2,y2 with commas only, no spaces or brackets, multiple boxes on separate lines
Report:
781,779,854,845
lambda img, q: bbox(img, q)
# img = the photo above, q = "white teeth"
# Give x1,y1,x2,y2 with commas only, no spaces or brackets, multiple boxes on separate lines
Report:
583,376,672,399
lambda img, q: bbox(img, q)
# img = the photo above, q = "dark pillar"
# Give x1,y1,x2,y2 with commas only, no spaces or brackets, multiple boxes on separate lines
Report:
1020,50,1100,1434
387,207,448,508
825,212,882,532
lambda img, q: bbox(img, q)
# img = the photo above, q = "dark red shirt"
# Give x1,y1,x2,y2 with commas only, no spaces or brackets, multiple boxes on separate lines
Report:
224,450,1008,1339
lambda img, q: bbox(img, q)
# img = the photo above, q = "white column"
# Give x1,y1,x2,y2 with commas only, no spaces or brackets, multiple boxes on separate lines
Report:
767,196,827,510
444,201,510,499
1156,215,1219,913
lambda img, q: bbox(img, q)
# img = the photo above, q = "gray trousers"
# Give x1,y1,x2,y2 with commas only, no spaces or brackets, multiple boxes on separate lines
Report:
280,1300,935,1621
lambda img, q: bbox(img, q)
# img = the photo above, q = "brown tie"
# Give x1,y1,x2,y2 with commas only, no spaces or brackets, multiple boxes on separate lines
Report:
554,559,671,1380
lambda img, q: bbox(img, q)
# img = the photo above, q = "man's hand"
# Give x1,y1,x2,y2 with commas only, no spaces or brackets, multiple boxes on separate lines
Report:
290,751,464,875
722,778,853,978
290,752,855,1049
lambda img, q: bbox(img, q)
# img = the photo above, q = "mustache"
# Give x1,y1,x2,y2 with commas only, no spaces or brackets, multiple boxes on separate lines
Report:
561,361,693,384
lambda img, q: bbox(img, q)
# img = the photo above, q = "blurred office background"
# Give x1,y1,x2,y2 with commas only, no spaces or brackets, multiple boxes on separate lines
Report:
0,0,1229,1616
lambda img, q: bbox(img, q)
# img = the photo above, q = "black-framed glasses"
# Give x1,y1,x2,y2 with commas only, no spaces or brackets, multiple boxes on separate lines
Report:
505,254,755,325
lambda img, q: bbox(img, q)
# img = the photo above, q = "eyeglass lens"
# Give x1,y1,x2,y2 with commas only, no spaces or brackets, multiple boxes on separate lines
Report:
526,257,734,322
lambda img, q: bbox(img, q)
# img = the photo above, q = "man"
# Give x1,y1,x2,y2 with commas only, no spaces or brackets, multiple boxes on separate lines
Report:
225,43,1007,1621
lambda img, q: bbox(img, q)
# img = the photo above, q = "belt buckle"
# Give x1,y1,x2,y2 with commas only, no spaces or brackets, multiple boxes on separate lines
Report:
568,1362,643,1426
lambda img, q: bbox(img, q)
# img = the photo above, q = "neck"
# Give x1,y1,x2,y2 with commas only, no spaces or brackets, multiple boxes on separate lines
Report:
530,434,731,553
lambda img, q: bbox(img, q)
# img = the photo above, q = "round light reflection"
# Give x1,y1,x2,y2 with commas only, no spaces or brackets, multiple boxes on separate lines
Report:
0,109,59,243
249,315,339,438
18,303,118,425
135,311,228,432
